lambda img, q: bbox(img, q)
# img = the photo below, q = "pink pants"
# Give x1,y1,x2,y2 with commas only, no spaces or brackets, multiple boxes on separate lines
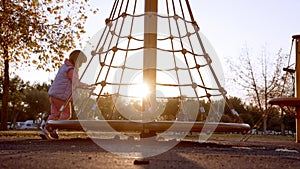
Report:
47,97,71,121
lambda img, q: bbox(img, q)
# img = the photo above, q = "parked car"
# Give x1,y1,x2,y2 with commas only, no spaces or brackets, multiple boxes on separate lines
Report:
15,122,25,130
19,120,38,130
7,122,24,130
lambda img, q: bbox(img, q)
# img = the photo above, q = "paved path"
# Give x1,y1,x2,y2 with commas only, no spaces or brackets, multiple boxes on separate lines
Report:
0,138,299,169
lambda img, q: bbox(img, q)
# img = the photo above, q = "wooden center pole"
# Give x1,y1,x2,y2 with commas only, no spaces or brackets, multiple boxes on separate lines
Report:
143,0,157,112
293,34,300,143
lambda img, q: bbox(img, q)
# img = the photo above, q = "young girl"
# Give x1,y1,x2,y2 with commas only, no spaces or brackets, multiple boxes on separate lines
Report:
40,50,87,139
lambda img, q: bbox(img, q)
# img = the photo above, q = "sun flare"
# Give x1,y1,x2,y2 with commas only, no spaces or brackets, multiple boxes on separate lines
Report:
129,83,150,98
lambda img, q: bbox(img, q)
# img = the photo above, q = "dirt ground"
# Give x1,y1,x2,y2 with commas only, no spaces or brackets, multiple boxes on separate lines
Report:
0,133,299,169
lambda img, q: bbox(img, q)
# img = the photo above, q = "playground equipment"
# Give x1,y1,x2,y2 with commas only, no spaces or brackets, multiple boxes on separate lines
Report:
269,35,300,143
45,0,250,139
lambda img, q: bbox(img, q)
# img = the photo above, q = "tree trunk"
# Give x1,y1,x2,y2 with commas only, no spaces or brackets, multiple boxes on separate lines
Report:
12,107,19,130
280,110,285,136
263,115,268,134
281,122,285,136
0,48,9,131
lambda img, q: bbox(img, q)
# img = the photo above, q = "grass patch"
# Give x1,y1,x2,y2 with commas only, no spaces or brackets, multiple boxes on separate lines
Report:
204,133,295,142
240,134,295,142
0,130,41,138
0,130,296,142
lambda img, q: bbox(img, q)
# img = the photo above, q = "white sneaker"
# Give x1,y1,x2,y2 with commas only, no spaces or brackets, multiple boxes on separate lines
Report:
51,129,59,139
40,128,58,140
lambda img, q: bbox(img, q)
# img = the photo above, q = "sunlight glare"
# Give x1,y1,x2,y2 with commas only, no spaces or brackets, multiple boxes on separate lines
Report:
129,83,150,98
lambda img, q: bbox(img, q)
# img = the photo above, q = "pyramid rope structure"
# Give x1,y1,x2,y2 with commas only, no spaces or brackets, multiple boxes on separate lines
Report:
75,0,243,123
44,1,252,140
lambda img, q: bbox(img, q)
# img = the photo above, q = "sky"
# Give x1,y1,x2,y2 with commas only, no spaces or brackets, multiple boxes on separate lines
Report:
18,0,300,96
82,0,300,57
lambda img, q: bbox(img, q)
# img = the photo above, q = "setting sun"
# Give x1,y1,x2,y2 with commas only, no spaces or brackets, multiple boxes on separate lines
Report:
129,83,150,98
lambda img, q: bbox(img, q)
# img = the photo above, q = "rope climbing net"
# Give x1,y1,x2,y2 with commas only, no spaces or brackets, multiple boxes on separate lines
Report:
72,0,243,124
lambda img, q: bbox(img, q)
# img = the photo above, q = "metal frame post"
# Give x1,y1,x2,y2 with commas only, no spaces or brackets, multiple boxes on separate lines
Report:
293,34,300,143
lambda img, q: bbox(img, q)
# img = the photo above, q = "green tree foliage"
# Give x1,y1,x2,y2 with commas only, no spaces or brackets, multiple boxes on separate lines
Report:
8,77,27,127
97,93,116,120
24,88,50,121
223,97,247,123
0,76,50,129
158,98,179,121
0,0,98,130
282,115,296,132
243,103,261,128
3,76,29,129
